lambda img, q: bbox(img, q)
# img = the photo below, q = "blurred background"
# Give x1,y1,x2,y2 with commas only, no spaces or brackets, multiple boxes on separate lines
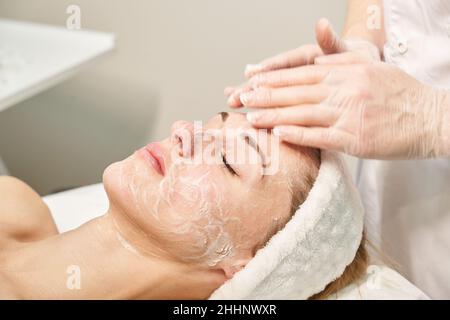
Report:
0,0,347,195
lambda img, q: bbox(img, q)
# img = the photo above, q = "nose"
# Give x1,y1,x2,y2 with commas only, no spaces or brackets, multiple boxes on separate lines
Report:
171,120,194,158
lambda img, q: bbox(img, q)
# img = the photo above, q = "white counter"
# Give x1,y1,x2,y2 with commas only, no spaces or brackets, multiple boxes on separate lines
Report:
0,18,115,112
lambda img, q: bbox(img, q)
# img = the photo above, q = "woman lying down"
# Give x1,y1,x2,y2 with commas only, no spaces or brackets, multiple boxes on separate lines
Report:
0,112,428,299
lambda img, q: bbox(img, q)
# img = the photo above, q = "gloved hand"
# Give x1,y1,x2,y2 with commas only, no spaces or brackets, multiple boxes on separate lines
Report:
225,18,381,108
242,61,450,159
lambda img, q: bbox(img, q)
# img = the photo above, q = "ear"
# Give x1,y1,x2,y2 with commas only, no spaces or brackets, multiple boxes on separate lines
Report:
221,258,252,279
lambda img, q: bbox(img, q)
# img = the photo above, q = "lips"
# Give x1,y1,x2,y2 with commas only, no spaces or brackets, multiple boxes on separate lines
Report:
138,143,166,176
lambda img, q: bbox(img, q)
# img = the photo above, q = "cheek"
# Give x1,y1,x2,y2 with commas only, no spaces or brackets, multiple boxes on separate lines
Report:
155,165,241,265
105,157,243,266
156,166,224,232
161,168,219,213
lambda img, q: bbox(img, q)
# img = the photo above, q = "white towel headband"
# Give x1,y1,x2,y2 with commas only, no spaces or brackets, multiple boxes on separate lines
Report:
210,150,364,299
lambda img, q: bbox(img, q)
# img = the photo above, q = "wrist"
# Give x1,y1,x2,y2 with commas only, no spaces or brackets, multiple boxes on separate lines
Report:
413,86,449,159
342,26,385,55
341,37,382,61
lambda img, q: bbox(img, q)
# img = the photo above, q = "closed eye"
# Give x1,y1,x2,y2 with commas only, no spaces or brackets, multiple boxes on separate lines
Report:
221,152,238,176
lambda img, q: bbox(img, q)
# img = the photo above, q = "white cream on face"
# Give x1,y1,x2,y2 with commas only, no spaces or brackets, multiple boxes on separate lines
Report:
111,143,241,267
153,163,237,266
107,115,306,268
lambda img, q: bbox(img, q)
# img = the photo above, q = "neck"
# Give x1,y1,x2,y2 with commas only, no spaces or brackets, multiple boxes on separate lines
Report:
4,210,225,299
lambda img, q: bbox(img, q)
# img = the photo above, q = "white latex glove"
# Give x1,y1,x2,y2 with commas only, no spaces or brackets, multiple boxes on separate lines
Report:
241,61,450,159
224,18,381,108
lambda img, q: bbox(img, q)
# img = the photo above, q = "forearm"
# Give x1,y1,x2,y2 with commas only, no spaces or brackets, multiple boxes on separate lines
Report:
440,90,450,157
343,0,385,52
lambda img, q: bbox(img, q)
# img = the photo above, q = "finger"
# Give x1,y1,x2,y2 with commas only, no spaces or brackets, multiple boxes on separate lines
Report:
224,86,236,97
273,125,343,150
227,85,253,108
244,44,323,79
246,104,338,128
314,51,370,65
224,81,251,99
249,64,331,88
239,85,328,108
315,18,346,55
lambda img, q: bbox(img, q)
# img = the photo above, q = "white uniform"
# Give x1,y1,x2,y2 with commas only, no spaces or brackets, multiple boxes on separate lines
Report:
332,265,429,300
356,0,450,299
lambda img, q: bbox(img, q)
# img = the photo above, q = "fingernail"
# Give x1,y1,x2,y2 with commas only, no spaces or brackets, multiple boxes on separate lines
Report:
273,127,286,137
240,92,254,106
245,64,264,77
250,82,261,90
246,112,261,123
249,74,266,89
227,94,235,105
227,94,242,108
224,86,234,96
314,56,327,64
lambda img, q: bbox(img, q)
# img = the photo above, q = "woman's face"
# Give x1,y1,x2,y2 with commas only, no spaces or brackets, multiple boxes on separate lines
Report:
104,112,318,276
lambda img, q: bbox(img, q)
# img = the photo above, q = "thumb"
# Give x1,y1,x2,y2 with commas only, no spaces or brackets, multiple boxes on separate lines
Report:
315,18,346,55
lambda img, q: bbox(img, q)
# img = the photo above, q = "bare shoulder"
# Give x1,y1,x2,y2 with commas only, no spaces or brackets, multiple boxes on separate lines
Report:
0,176,58,243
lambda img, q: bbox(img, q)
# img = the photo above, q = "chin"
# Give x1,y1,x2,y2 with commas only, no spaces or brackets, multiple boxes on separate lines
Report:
103,160,128,206
102,155,160,226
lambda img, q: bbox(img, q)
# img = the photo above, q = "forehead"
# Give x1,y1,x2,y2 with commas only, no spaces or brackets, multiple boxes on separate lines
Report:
204,112,272,151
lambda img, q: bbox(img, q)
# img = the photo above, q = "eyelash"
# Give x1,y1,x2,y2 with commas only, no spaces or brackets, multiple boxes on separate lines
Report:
221,153,238,176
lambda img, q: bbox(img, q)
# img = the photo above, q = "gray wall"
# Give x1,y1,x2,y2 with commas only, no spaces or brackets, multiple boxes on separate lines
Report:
0,0,346,195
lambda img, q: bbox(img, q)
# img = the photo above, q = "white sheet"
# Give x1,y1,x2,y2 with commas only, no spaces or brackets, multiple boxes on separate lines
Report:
43,183,107,233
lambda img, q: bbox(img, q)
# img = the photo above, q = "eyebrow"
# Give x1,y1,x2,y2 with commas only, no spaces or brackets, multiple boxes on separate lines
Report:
244,135,267,170
218,112,267,178
219,111,229,122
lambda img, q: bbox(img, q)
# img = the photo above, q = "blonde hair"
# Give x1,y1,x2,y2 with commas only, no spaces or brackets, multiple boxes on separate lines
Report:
310,233,369,299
